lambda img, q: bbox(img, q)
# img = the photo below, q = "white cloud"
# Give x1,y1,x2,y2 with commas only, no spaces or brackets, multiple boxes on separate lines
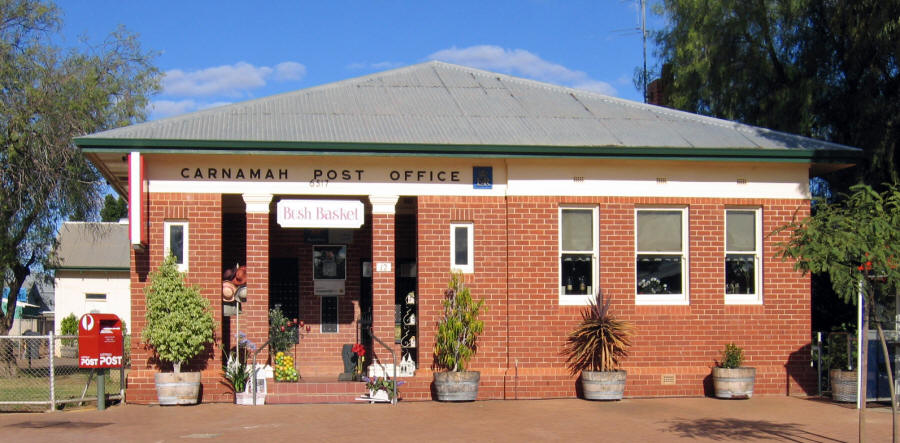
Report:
149,99,232,119
428,45,617,96
274,62,306,81
162,61,307,97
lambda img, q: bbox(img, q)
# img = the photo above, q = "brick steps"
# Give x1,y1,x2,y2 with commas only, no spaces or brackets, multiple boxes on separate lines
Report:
265,378,368,404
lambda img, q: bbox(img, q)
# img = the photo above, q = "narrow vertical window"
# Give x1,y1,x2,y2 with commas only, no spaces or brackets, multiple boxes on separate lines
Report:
321,295,338,333
164,220,189,272
635,208,688,305
725,208,762,304
559,206,598,305
450,222,474,273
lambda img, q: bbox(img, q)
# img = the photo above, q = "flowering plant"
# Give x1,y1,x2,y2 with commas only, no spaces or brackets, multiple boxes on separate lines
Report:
223,350,250,393
362,376,404,399
352,343,365,376
637,277,669,294
269,308,310,354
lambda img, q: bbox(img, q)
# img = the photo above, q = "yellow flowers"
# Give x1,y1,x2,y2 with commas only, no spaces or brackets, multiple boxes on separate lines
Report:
274,352,298,382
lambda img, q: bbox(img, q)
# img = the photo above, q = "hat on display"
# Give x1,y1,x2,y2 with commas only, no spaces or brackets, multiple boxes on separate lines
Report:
222,267,236,282
235,286,247,303
222,281,237,302
232,266,247,286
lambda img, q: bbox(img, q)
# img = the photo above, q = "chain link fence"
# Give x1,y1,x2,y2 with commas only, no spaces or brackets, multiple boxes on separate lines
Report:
0,333,126,412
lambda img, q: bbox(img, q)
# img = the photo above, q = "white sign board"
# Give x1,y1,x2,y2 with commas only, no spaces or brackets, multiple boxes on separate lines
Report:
276,200,364,228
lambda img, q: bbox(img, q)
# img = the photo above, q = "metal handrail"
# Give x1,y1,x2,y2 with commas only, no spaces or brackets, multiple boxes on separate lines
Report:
250,337,273,406
366,325,398,404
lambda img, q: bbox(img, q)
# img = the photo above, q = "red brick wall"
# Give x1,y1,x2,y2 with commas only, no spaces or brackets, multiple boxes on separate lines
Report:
129,192,813,403
128,192,227,404
408,195,813,400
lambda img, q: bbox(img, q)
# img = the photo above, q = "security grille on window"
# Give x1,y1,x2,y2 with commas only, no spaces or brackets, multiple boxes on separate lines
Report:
636,208,688,304
450,222,474,273
164,220,189,271
725,209,762,303
560,207,598,301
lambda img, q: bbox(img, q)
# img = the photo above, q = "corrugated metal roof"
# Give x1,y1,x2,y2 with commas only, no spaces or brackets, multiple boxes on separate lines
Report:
76,61,858,153
53,222,129,270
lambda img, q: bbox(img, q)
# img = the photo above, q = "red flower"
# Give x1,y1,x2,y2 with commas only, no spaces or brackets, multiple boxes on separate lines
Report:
858,265,865,271
280,326,285,332
352,343,365,356
306,325,311,332
865,261,873,270
299,320,305,327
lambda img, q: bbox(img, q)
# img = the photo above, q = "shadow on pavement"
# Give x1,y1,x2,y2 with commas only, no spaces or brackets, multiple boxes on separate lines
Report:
662,418,845,442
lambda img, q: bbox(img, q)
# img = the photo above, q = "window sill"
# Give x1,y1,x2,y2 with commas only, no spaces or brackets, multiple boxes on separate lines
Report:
724,294,762,305
635,293,689,305
558,294,595,306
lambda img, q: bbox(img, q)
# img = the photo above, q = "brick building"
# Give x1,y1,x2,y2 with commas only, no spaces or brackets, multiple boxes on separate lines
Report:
75,62,858,403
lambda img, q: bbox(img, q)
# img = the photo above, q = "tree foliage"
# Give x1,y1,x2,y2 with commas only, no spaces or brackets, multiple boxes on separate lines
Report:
99,194,128,222
434,271,485,372
776,183,900,306
142,255,215,373
0,0,159,335
651,0,900,187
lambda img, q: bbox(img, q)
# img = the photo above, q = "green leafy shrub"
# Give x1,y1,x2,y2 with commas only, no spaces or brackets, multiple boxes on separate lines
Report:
142,255,215,373
433,271,485,372
268,308,299,354
60,313,78,346
562,292,634,374
718,343,744,369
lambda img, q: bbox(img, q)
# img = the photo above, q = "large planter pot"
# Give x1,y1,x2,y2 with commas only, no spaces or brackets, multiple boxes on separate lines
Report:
155,372,202,405
830,369,858,403
581,370,627,400
434,371,480,401
712,367,755,399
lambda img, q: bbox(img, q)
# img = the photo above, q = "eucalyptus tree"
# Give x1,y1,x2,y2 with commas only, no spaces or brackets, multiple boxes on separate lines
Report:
0,0,159,335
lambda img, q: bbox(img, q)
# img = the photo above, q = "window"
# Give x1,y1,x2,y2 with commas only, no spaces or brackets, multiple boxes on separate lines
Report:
450,222,474,273
636,208,688,305
85,293,107,301
164,220,189,272
321,296,338,333
725,208,762,304
559,206,598,305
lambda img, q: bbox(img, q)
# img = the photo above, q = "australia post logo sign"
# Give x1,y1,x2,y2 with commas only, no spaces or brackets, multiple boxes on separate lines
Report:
78,313,124,368
277,199,364,229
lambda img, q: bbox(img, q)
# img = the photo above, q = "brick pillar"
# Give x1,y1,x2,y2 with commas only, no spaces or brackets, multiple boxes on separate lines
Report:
243,193,272,363
369,195,399,363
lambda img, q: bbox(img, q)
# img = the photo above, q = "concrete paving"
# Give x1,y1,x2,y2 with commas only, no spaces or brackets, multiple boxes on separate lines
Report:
0,397,893,442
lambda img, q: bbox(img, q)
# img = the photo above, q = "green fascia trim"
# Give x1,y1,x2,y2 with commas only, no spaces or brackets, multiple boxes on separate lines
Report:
75,137,861,163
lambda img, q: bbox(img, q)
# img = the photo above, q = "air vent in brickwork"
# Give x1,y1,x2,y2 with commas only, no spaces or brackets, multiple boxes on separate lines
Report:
737,178,748,185
656,177,668,184
573,176,584,183
661,374,676,385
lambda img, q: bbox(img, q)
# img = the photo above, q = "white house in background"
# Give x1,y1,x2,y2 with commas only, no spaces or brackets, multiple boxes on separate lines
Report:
53,221,131,335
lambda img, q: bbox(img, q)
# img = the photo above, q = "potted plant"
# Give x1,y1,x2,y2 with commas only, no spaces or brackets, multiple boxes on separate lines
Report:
433,271,485,401
561,291,634,400
268,308,309,382
824,331,857,402
362,375,404,402
143,255,215,405
59,313,78,358
712,343,756,399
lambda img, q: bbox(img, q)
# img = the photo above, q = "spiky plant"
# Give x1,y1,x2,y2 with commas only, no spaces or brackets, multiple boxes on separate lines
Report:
562,292,634,375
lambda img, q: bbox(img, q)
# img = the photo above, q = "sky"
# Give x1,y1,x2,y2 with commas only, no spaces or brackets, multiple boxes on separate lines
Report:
57,0,662,121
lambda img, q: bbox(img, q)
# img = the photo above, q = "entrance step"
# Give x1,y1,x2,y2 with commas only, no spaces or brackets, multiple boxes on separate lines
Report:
266,377,367,404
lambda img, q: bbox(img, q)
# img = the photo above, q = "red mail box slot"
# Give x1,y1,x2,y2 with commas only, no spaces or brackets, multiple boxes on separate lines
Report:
78,313,123,368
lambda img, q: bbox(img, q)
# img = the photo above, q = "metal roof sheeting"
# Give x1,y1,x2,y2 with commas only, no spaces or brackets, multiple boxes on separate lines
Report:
76,61,858,154
54,222,129,270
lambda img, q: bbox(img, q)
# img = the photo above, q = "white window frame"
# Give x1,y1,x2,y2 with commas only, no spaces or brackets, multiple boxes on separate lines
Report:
635,207,689,305
163,220,189,272
450,222,475,274
724,208,763,305
559,205,599,306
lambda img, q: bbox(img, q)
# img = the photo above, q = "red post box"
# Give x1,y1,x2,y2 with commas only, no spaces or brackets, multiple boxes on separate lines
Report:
78,313,124,368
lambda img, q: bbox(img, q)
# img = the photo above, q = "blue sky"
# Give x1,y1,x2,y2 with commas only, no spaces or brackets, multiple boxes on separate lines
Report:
58,1,660,121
